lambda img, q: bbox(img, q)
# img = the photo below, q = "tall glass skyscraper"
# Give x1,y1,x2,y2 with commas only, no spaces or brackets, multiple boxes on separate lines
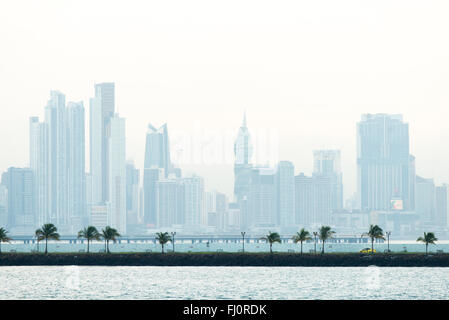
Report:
108,115,127,234
30,92,87,233
67,102,86,232
90,82,115,205
143,123,172,226
357,114,414,211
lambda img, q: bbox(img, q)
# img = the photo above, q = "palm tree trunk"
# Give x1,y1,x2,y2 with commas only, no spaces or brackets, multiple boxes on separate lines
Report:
270,243,272,254
301,241,303,254
426,243,428,254
45,238,48,254
87,239,90,253
0,241,2,254
162,244,164,254
107,240,110,253
371,238,374,254
322,240,325,254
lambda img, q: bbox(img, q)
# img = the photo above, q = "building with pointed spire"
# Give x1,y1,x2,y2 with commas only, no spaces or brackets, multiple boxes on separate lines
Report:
233,112,253,229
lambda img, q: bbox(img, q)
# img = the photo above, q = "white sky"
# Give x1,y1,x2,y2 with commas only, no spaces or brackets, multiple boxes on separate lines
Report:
1,0,449,200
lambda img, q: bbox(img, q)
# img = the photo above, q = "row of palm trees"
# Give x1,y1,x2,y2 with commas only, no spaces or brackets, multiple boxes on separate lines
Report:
264,226,335,254
262,225,439,254
0,224,121,254
0,224,440,254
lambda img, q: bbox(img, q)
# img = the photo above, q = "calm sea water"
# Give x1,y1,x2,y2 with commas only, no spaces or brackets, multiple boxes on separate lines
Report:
1,266,448,299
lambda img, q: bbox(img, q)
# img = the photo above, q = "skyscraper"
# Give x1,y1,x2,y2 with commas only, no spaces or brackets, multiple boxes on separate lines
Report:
126,162,140,229
415,176,435,226
67,102,86,232
45,91,69,228
90,82,115,205
29,116,49,227
295,173,314,226
234,113,253,229
276,161,295,229
30,92,87,233
357,114,413,211
143,123,172,226
435,184,449,229
3,167,35,234
313,150,343,212
181,175,204,232
144,124,171,177
248,167,277,228
108,114,127,234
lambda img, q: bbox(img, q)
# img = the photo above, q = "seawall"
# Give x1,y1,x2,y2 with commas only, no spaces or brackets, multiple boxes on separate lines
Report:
1,253,449,267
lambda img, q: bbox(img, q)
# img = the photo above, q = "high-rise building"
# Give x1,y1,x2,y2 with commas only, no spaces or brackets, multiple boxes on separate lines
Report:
143,167,164,227
30,92,87,233
181,176,204,232
276,161,295,229
295,173,314,226
126,162,140,229
248,167,277,228
90,82,115,205
3,168,35,234
144,124,171,177
108,115,127,234
415,176,435,226
45,91,69,228
143,123,173,227
29,116,49,227
313,150,343,211
357,114,414,211
234,113,253,229
435,184,449,229
155,178,182,228
67,102,86,232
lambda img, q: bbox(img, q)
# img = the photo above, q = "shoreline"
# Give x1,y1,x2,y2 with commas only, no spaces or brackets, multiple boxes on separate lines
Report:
1,252,449,267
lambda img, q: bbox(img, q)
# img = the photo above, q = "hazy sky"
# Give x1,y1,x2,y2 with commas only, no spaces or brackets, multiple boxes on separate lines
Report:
1,0,449,200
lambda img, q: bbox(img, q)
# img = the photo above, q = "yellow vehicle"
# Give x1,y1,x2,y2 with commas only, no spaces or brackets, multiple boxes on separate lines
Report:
360,248,377,254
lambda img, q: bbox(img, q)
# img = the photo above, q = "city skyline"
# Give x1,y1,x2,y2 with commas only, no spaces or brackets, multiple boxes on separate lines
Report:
2,91,448,201
1,86,448,238
2,1,449,200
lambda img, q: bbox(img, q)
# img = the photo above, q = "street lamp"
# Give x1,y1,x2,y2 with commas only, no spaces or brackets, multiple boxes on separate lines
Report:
171,232,176,253
313,232,318,254
386,231,391,253
241,232,246,253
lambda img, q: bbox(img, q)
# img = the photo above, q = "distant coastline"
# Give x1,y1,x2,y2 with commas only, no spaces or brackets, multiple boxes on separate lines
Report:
1,253,449,267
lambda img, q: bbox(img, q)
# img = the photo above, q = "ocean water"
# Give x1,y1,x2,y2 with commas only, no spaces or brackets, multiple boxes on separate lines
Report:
0,241,445,253
0,266,448,300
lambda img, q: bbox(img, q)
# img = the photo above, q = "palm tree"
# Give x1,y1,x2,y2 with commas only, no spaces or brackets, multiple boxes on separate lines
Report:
101,226,121,253
362,225,385,254
318,226,335,254
78,226,101,253
0,227,12,254
260,231,281,254
417,232,438,254
292,228,311,254
35,224,60,254
155,232,172,254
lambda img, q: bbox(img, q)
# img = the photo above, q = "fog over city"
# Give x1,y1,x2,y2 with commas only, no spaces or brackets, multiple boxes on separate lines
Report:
1,0,449,199
1,1,449,238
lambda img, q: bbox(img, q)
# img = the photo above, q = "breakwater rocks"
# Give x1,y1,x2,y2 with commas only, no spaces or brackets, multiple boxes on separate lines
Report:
1,252,449,267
